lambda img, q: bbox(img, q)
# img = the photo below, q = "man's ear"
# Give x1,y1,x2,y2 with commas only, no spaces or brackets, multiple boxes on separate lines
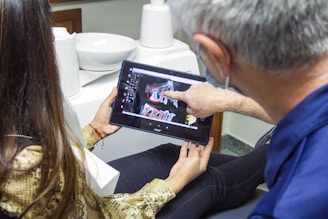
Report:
194,34,230,78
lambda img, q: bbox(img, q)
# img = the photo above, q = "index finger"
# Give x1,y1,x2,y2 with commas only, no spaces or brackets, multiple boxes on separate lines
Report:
164,90,185,101
199,138,214,168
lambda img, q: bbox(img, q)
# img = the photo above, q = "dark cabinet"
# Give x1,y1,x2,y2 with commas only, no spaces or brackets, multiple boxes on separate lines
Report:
51,8,82,34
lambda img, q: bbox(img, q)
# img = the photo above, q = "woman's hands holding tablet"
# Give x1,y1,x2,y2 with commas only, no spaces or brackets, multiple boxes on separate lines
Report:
86,84,214,194
165,138,214,194
84,87,122,145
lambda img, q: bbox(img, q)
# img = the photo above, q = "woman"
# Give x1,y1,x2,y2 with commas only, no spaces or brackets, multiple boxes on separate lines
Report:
0,0,267,218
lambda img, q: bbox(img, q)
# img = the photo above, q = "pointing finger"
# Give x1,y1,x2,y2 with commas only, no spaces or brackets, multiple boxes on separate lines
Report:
164,90,185,101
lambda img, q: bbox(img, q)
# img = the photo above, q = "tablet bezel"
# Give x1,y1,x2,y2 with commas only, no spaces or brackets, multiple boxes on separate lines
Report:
110,60,213,144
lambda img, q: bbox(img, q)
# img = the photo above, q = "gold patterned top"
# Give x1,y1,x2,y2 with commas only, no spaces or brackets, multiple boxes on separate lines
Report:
0,145,176,218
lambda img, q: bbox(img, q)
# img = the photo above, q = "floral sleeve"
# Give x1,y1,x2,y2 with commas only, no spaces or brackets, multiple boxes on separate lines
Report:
0,146,176,219
98,179,176,219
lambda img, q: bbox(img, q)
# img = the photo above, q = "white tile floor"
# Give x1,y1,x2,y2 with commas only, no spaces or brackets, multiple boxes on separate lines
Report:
220,148,239,156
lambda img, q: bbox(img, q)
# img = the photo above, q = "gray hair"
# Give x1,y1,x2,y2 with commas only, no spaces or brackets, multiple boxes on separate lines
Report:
168,0,328,72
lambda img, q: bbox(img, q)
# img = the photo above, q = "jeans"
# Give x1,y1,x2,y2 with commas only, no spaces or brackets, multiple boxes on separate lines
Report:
108,139,267,219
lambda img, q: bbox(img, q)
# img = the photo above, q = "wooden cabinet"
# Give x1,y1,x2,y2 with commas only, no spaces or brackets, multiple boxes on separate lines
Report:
210,112,223,153
50,0,83,33
51,8,82,34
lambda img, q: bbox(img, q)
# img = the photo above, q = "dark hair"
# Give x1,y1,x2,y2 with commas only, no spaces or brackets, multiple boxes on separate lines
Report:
0,0,81,217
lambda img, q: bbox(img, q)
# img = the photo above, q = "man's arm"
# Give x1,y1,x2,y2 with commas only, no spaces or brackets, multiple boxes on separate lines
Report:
165,82,274,124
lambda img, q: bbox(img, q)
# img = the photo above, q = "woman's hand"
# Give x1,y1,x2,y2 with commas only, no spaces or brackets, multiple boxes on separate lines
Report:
83,87,121,144
165,137,214,194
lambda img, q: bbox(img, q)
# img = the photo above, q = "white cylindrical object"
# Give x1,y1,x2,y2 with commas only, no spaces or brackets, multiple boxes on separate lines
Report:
139,3,174,48
53,27,81,98
151,0,165,5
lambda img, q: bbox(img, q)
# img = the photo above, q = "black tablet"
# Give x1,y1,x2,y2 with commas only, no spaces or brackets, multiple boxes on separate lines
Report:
110,60,213,144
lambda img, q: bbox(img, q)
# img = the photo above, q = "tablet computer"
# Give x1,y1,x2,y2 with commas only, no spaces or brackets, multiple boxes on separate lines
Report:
110,60,213,144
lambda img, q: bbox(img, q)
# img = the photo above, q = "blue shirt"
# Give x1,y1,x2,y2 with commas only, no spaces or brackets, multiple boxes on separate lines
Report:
249,84,328,219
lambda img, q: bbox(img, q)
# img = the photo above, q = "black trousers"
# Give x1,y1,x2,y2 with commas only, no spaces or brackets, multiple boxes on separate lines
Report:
108,132,268,219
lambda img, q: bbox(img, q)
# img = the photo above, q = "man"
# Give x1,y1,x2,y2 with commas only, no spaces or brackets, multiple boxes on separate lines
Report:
166,1,328,218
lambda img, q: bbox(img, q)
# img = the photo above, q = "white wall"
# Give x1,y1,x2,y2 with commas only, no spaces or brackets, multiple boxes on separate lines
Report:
222,112,274,147
51,0,149,39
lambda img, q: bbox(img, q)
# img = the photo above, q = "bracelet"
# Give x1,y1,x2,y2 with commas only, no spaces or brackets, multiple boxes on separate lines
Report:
89,124,104,149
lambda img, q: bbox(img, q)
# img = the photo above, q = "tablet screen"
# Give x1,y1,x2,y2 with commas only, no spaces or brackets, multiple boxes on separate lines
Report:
110,60,213,144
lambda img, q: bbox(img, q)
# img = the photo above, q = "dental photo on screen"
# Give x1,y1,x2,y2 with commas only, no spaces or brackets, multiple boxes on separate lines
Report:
122,68,200,130
110,60,213,144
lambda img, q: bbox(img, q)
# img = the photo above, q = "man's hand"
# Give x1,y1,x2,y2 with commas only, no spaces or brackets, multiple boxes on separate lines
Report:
165,82,223,118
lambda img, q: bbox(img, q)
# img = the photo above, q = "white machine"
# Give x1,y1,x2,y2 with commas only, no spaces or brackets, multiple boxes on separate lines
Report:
54,0,200,162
